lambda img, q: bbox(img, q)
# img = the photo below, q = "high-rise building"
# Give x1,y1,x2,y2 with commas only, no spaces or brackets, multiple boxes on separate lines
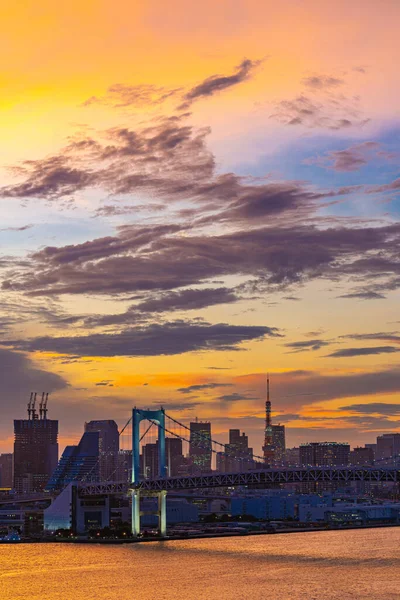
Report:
349,447,374,466
84,420,119,480
376,434,400,462
46,431,100,491
272,425,286,466
14,393,58,494
0,454,13,488
164,437,184,477
141,442,158,479
300,442,350,467
285,447,300,467
219,429,255,472
189,421,212,473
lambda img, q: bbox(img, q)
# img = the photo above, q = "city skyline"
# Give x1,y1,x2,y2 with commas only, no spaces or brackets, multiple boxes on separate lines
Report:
0,1,399,457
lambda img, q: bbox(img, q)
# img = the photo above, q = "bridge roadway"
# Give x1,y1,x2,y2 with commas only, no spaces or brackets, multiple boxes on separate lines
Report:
78,467,400,495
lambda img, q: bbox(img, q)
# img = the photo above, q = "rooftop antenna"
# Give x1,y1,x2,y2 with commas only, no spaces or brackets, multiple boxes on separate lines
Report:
43,393,49,419
27,392,33,420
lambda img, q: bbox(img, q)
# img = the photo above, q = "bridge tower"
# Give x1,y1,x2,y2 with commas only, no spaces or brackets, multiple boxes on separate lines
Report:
131,408,167,538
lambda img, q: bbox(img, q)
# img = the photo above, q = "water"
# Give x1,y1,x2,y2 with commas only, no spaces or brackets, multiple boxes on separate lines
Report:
1,528,399,600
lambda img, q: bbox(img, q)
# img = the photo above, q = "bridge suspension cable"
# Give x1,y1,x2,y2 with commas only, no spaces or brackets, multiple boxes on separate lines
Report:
165,412,266,464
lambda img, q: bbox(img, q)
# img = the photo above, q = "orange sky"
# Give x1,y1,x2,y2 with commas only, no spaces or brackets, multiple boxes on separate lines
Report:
0,0,399,455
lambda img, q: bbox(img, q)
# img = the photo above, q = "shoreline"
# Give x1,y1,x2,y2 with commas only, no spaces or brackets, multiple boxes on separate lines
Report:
2,522,399,545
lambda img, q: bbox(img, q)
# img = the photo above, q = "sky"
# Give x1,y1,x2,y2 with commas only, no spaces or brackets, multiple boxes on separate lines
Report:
0,0,399,455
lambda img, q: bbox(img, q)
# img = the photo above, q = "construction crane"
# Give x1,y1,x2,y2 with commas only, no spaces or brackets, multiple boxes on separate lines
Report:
39,392,45,419
43,393,49,419
27,392,34,420
31,392,38,420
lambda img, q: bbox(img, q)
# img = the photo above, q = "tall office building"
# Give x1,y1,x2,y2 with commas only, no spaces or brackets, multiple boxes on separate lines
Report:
0,454,13,488
14,393,58,493
349,447,374,466
189,420,212,473
375,434,400,462
272,425,286,466
220,429,254,472
84,420,119,480
46,431,100,491
300,442,350,467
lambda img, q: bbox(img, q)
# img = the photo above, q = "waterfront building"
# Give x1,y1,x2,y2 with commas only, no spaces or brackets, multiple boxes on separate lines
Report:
14,397,58,493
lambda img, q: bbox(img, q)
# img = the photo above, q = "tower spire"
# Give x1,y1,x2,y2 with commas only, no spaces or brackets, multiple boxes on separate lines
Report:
263,373,275,464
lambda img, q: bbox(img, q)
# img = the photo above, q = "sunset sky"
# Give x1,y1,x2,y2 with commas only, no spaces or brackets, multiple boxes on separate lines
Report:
0,0,399,455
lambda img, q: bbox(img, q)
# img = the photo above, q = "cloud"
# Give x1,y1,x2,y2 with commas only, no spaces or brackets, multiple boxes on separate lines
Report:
283,339,331,352
270,83,368,130
82,84,181,108
0,224,34,232
338,291,386,300
134,287,239,313
235,367,400,407
342,332,400,343
217,392,259,402
302,75,345,90
0,348,68,440
327,346,400,358
4,320,281,357
177,382,233,394
94,203,165,217
179,58,262,109
6,221,400,299
304,141,382,172
339,403,400,415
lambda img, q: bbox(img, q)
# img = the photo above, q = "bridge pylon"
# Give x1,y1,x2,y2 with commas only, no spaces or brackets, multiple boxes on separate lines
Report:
131,408,167,538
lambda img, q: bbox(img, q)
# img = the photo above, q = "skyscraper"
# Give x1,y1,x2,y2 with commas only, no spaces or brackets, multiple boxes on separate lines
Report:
189,420,212,472
46,431,100,491
272,425,286,466
84,420,119,480
14,393,58,493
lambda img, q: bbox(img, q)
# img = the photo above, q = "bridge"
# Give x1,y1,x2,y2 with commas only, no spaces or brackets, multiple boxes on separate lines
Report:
73,408,400,537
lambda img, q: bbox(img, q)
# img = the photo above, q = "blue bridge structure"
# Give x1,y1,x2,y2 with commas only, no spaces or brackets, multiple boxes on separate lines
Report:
75,408,400,538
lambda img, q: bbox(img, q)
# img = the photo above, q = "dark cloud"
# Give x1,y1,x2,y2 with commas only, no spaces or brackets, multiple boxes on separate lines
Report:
177,382,233,394
304,141,381,172
179,58,262,109
327,346,400,358
342,332,400,343
135,287,239,313
82,84,181,108
283,339,331,352
1,156,96,199
3,320,280,357
0,348,67,440
94,203,165,217
338,291,386,300
0,224,34,232
339,403,400,415
237,367,400,408
217,392,259,402
6,221,400,299
270,92,368,130
302,75,345,90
